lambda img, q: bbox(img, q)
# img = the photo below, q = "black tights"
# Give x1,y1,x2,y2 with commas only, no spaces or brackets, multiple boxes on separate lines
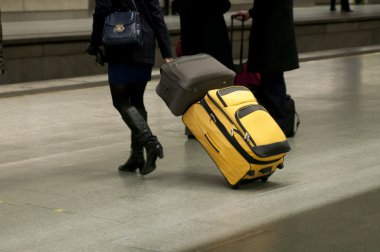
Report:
109,82,148,115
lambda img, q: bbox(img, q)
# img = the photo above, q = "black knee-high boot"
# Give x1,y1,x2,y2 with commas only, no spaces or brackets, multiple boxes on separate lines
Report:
119,110,146,172
121,106,164,175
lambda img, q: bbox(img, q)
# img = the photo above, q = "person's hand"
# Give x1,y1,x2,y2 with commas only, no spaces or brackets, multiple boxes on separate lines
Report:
163,58,173,64
232,10,251,22
84,43,100,56
95,50,105,67
84,44,105,67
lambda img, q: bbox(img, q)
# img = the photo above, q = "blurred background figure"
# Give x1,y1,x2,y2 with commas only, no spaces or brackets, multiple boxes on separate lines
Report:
330,0,353,12
0,7,5,75
233,0,299,131
175,0,234,70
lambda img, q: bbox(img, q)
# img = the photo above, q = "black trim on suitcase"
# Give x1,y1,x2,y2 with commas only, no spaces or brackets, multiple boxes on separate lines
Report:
253,141,291,158
218,86,247,96
217,92,228,107
217,86,248,107
200,99,280,165
206,93,236,126
237,105,264,118
217,86,249,97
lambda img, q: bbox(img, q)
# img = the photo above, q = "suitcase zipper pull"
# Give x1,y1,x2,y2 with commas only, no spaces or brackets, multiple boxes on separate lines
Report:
244,132,251,142
230,128,235,136
210,113,217,123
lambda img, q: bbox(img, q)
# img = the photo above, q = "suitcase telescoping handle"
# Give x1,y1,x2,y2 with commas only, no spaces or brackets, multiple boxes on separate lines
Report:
230,15,245,68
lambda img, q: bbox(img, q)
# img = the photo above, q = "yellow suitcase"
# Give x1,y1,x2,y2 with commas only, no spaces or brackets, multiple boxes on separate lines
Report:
183,86,291,188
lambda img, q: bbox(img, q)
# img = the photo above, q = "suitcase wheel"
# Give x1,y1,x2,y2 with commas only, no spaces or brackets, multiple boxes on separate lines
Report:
261,177,269,182
277,163,284,169
187,134,196,139
232,184,240,190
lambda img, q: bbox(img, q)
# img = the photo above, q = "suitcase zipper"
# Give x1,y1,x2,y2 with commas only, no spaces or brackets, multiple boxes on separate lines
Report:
204,134,220,153
207,93,257,149
207,93,250,145
212,87,261,148
207,93,235,125
234,104,267,147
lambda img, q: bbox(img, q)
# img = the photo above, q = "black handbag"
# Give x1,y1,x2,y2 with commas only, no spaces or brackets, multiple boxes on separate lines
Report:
284,94,300,137
102,0,143,46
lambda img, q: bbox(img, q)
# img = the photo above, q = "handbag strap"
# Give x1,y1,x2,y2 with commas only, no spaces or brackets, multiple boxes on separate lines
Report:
130,0,138,12
114,0,139,12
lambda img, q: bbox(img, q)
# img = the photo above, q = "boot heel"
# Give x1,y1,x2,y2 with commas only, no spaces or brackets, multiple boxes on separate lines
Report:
140,140,164,175
157,142,164,159
118,153,145,172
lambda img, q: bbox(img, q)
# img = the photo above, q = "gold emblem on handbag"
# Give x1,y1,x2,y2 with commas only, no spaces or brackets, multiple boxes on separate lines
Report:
102,0,143,46
114,24,125,33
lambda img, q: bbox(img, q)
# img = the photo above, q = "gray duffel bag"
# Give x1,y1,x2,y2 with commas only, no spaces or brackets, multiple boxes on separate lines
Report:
156,54,235,116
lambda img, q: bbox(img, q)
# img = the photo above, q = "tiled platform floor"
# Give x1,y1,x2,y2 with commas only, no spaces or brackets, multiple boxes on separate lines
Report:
1,53,380,251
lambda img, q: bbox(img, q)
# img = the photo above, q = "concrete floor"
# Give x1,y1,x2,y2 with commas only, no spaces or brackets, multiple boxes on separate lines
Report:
1,53,380,251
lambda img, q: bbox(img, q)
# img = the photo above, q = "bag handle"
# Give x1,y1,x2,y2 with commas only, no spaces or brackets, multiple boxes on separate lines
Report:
130,0,138,12
230,16,245,68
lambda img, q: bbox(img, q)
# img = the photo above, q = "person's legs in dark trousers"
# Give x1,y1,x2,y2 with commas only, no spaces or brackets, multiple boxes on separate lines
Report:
258,72,287,131
109,83,163,175
341,0,351,11
330,0,336,11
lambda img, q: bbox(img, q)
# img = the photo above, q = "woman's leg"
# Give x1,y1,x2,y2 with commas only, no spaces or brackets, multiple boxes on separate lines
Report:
120,82,148,172
129,81,148,116
109,84,131,114
109,83,163,175
109,84,144,172
127,82,163,175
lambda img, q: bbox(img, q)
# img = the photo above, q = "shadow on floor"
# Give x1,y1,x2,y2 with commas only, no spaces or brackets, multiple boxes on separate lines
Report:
198,187,380,252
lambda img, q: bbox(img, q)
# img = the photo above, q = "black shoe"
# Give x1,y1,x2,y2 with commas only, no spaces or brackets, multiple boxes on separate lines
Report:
118,153,145,172
140,139,164,175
